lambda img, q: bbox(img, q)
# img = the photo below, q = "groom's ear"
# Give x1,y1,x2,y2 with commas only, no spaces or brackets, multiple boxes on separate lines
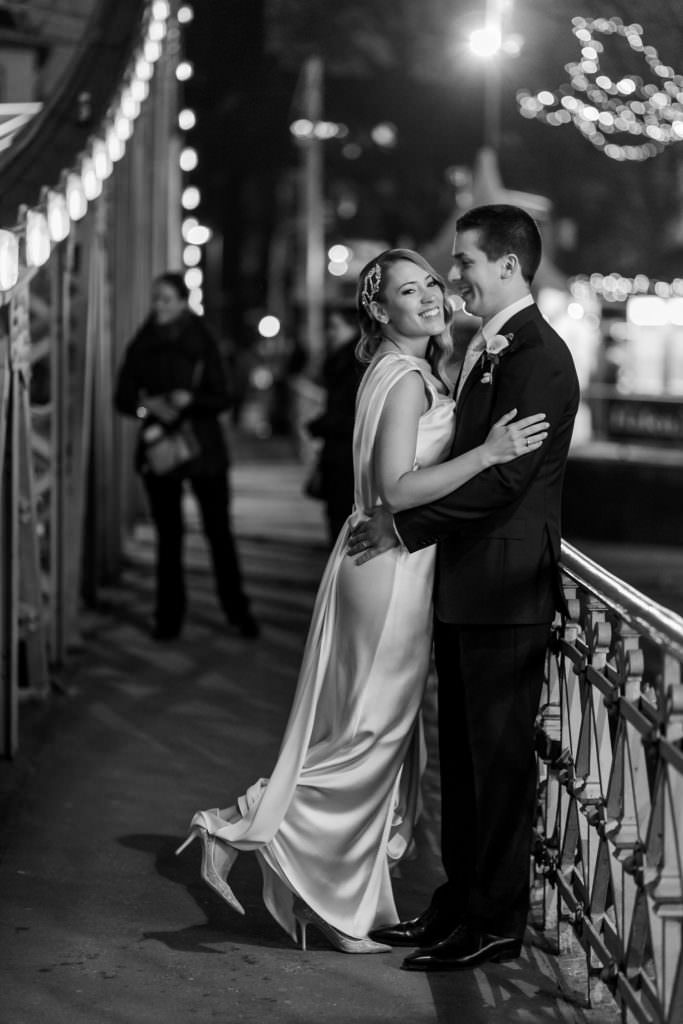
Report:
501,254,519,278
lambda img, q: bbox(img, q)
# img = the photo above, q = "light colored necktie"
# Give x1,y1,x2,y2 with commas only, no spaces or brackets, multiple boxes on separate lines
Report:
456,329,486,402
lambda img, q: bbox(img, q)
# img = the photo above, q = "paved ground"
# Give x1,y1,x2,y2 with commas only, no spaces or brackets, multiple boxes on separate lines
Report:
2,433,670,1023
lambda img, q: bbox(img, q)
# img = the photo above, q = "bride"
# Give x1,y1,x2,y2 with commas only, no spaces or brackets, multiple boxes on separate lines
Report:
175,249,548,953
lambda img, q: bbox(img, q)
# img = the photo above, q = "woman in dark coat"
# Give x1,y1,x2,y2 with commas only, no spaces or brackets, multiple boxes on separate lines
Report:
114,272,258,639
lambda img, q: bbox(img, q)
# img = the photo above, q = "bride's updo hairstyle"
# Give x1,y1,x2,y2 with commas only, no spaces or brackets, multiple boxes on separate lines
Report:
355,248,454,387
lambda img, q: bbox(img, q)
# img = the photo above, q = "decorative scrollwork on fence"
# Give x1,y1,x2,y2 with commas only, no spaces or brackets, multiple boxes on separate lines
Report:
536,542,683,1023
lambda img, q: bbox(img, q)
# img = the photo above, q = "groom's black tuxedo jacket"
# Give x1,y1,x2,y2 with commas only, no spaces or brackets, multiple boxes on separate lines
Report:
396,303,580,624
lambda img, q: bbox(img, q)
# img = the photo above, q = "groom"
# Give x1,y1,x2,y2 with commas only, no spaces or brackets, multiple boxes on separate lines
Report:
348,204,580,971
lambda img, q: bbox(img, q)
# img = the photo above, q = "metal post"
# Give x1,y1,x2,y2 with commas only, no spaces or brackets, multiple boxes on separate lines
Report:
50,245,68,667
0,313,17,756
301,56,325,375
484,52,502,152
483,0,504,152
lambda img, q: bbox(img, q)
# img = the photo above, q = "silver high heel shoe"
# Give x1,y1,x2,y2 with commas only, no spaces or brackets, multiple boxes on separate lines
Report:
175,817,244,916
293,898,391,954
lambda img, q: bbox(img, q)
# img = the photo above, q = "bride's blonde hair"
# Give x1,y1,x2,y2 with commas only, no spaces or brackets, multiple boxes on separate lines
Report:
355,248,454,387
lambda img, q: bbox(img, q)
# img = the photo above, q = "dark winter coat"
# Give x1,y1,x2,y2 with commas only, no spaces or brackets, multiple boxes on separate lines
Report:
114,311,232,477
307,339,364,506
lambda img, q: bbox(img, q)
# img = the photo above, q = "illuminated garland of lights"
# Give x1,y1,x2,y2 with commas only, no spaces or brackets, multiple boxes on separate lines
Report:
0,0,171,292
517,16,683,161
570,273,683,301
176,4,210,313
177,3,210,315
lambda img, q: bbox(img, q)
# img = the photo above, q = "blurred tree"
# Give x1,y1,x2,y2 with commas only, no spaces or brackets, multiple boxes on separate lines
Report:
518,0,683,276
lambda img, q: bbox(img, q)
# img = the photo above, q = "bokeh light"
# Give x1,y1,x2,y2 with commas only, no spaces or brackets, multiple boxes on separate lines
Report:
258,315,281,338
179,147,198,172
181,186,201,210
183,244,201,267
184,267,203,290
175,61,193,82
469,26,502,58
178,108,196,130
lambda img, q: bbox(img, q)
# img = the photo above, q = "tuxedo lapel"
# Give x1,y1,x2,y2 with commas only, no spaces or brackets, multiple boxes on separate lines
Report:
454,303,542,438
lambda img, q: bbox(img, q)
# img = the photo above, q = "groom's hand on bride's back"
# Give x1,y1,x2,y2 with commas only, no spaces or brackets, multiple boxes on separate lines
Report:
347,507,399,564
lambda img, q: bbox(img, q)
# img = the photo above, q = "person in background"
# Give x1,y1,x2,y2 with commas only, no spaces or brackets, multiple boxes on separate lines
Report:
306,306,364,545
114,272,259,641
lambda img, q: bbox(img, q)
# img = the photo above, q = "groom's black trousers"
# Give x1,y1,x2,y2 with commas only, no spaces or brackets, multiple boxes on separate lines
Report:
433,619,551,940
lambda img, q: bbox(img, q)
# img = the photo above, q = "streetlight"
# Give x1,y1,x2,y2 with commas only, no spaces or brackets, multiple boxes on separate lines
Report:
470,23,502,59
468,1,522,152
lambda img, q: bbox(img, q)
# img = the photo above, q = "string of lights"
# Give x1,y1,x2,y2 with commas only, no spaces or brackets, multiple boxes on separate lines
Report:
0,0,172,291
176,3,210,315
517,16,683,162
570,272,683,302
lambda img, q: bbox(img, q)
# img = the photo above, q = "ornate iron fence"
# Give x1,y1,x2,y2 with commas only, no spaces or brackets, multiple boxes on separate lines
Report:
537,541,683,1023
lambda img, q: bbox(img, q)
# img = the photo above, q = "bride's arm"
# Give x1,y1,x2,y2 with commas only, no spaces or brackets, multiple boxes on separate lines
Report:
374,372,547,513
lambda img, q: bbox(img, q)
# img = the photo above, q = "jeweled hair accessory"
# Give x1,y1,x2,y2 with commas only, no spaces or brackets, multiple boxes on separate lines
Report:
361,263,382,308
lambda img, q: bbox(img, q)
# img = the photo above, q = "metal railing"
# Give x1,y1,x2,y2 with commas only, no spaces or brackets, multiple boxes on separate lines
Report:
536,540,683,1023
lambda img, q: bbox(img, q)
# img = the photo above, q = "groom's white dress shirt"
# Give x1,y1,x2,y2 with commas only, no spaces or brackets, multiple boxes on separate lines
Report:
455,293,535,405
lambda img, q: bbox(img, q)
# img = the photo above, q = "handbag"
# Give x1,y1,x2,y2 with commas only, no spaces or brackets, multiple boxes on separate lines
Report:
141,359,204,476
142,420,201,476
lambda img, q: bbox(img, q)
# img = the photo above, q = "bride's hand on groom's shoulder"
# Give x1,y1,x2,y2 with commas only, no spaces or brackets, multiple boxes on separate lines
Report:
347,507,398,565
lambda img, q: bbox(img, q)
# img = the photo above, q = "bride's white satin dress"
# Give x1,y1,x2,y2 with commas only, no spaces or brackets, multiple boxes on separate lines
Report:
193,352,455,941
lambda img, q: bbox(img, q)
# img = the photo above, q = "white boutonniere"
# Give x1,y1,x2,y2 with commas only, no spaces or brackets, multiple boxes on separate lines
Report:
480,333,513,384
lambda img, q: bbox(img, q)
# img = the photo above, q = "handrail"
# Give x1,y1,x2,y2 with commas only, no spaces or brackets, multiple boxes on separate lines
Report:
584,383,683,403
541,543,683,1020
560,539,683,662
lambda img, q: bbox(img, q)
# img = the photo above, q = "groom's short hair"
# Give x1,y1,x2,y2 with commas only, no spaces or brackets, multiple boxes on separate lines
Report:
456,204,542,284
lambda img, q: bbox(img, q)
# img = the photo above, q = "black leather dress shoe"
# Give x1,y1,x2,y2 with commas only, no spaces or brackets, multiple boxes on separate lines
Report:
401,928,522,971
369,904,462,948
